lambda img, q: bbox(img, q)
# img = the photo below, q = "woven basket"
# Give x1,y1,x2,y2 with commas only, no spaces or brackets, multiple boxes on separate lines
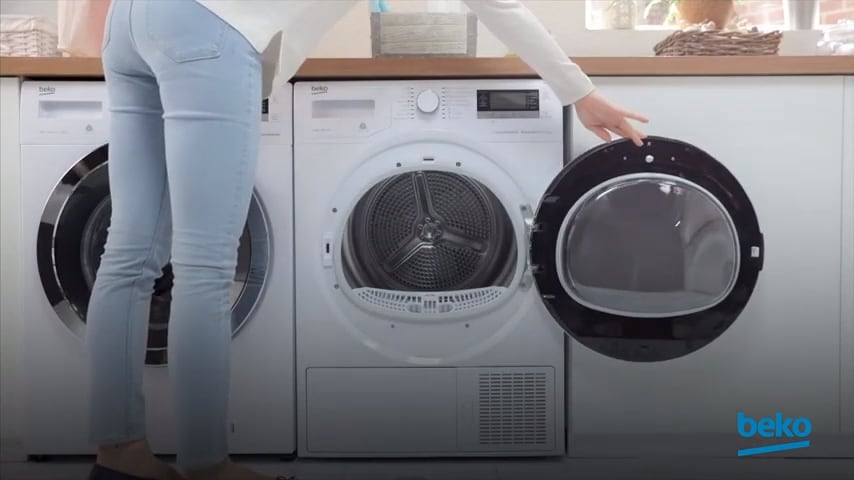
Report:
370,12,477,57
654,29,783,56
0,15,59,57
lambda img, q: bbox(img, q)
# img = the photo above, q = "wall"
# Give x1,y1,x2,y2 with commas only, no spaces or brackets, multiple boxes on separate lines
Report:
0,77,22,460
0,0,828,57
0,0,54,20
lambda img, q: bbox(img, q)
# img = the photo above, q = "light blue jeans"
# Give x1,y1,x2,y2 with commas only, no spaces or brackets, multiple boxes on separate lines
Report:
86,0,261,470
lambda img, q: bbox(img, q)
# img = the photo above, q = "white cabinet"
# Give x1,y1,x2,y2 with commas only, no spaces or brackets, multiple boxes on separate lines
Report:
566,76,850,456
0,76,23,461
842,76,854,436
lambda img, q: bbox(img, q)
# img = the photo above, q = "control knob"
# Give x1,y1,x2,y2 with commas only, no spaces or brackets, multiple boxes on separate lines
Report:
416,89,440,114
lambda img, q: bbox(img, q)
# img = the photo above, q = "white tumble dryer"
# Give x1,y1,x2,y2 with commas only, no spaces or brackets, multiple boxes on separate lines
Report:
293,77,852,460
294,79,569,458
19,81,296,457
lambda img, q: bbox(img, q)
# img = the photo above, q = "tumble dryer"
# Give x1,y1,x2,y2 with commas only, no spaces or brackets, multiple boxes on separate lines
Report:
293,77,851,460
19,81,296,456
294,79,568,457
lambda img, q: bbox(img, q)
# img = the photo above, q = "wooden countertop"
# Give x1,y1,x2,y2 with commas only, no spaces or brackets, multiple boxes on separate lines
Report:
1,55,852,79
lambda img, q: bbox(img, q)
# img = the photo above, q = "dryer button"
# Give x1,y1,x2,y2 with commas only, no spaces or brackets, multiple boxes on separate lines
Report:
416,89,440,114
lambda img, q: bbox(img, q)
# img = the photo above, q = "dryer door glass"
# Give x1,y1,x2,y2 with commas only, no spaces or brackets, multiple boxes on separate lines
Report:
38,145,270,365
557,174,739,317
530,136,764,362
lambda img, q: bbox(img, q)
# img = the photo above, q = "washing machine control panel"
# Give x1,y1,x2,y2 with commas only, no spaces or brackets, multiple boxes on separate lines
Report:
20,81,111,145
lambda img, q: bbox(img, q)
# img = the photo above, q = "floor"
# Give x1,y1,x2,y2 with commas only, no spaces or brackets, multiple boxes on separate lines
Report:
2,456,853,480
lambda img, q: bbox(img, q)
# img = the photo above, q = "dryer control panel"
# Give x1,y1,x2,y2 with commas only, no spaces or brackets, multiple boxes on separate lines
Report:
293,80,563,144
476,89,540,119
260,83,292,145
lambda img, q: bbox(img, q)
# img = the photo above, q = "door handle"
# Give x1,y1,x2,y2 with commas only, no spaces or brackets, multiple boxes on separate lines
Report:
520,205,534,291
322,233,333,268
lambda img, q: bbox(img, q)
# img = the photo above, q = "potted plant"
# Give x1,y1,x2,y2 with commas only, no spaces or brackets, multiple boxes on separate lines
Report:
644,0,736,29
605,0,639,29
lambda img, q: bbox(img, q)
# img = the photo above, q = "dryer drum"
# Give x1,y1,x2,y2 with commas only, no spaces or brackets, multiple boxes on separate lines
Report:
343,170,516,291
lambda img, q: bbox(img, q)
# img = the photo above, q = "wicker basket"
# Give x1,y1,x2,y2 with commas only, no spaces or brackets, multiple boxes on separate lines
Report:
0,15,59,57
370,12,477,57
654,29,783,56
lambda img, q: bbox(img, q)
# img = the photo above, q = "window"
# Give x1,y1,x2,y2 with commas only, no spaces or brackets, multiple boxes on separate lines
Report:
586,0,854,30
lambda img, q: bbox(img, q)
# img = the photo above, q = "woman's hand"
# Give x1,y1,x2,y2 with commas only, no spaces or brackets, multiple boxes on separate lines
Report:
574,90,649,147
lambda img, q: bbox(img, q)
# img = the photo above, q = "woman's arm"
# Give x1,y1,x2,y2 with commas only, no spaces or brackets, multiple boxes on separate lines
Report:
461,0,593,106
462,0,648,145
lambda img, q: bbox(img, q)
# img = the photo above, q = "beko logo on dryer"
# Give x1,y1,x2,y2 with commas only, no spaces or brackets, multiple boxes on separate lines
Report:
736,412,812,457
38,86,55,96
311,85,328,95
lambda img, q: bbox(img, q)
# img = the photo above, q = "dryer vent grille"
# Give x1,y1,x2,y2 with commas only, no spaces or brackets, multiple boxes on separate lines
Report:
354,287,504,315
477,371,548,446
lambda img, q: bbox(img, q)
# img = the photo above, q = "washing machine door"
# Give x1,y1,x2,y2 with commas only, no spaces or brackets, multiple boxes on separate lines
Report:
530,136,764,362
37,145,270,365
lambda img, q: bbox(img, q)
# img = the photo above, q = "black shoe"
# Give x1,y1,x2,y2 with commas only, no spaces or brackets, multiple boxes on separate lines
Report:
89,464,158,480
90,463,295,480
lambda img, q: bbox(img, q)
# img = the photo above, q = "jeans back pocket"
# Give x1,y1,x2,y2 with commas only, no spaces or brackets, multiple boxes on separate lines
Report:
145,0,226,63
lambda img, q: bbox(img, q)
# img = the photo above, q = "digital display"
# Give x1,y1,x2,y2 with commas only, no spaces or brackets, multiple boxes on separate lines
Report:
477,89,539,112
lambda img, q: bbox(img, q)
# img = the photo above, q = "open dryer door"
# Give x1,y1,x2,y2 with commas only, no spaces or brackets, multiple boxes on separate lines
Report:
530,136,764,362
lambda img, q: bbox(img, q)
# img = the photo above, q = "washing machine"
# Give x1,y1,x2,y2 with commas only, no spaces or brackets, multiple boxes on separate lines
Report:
19,80,295,457
561,76,852,458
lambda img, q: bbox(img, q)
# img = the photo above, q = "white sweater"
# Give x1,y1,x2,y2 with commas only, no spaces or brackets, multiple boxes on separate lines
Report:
194,0,594,104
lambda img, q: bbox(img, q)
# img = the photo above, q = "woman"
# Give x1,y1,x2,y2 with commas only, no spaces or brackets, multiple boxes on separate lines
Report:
86,1,648,479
